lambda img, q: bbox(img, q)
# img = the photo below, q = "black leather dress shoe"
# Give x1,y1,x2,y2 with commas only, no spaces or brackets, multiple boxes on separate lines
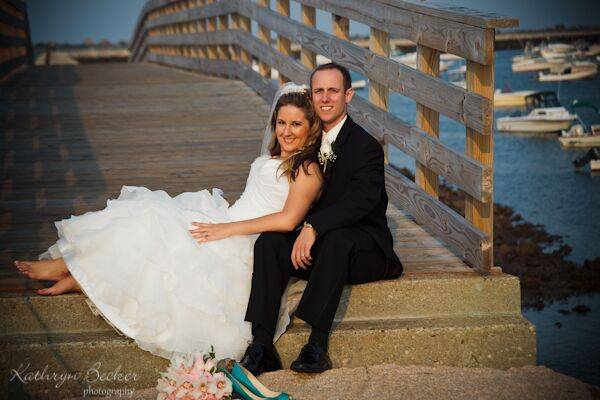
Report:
240,342,282,376
290,342,332,373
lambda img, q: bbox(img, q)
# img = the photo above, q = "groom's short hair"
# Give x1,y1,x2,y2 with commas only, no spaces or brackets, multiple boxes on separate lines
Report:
310,63,352,92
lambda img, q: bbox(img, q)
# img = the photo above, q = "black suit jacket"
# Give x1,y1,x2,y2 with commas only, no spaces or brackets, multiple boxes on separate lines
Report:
306,116,401,269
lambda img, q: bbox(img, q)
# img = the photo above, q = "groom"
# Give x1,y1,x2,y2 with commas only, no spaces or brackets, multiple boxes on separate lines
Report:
242,63,403,374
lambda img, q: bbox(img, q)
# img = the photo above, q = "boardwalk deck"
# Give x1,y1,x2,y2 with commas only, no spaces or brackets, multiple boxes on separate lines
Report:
0,62,472,296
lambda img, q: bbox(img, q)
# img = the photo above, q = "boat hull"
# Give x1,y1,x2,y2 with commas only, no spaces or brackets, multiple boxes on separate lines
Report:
497,118,573,133
539,69,597,82
558,135,600,147
494,91,536,108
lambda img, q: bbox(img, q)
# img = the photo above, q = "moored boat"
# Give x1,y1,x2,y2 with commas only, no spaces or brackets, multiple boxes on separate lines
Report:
539,62,598,82
494,89,537,108
559,101,600,147
496,91,578,133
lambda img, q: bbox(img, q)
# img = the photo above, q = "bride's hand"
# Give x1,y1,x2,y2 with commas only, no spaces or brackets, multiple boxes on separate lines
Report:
189,222,234,243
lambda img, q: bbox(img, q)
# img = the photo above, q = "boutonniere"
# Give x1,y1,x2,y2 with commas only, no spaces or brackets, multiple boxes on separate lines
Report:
318,140,337,172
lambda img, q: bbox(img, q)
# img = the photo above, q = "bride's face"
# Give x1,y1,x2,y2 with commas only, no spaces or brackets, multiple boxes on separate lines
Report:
275,105,311,158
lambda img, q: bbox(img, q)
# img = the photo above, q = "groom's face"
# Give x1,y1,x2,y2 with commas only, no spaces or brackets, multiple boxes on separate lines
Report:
311,69,354,132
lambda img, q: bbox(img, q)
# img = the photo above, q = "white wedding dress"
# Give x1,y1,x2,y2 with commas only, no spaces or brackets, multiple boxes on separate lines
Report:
41,155,298,360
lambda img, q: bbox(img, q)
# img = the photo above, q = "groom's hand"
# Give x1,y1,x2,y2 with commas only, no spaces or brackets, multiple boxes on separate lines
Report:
291,226,316,269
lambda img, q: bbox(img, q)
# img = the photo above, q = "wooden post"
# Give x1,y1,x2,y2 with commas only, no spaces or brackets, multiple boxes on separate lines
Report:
369,28,390,163
235,14,252,66
332,14,349,41
301,5,316,70
256,0,271,78
197,0,207,59
218,14,230,60
415,45,440,198
465,29,495,270
206,0,218,60
276,0,291,84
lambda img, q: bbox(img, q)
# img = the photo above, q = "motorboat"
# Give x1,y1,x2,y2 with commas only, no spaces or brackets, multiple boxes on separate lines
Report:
539,61,598,81
496,91,578,133
540,43,576,59
559,101,600,147
512,56,563,72
494,89,537,108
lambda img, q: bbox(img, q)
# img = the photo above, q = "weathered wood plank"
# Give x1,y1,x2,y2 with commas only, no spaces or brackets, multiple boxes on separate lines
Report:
385,164,491,272
236,1,492,134
378,0,519,29
294,0,493,64
145,0,236,30
146,30,237,46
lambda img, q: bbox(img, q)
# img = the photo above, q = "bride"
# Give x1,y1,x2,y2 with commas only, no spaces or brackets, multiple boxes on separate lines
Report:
14,83,323,361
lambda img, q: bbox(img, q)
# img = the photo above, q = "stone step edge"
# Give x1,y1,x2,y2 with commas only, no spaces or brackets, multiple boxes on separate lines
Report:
0,314,532,348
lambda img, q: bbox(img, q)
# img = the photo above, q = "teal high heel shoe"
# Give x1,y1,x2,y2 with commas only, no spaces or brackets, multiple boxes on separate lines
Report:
221,370,264,400
218,359,291,400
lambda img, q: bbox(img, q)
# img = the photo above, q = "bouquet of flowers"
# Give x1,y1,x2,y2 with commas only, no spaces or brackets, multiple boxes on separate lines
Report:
156,347,233,400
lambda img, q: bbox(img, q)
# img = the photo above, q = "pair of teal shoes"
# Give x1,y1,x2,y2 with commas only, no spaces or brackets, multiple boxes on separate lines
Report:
217,359,292,400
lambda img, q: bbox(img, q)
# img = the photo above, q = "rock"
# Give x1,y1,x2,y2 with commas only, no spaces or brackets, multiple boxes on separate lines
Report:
96,365,598,400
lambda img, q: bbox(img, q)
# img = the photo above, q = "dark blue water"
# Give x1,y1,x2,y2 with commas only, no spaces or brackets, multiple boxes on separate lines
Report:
353,50,600,385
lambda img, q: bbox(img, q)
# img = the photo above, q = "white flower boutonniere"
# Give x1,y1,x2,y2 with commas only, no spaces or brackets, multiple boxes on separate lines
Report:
318,140,337,172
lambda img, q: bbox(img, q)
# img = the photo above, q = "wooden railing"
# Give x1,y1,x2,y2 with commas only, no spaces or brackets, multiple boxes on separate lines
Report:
0,0,32,80
129,0,518,273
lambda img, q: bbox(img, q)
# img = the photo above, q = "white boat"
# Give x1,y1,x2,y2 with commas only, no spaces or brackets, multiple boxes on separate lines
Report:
540,43,576,59
559,101,600,147
539,62,597,82
559,133,600,147
494,89,536,108
352,80,367,89
392,52,451,71
512,56,563,72
496,91,578,133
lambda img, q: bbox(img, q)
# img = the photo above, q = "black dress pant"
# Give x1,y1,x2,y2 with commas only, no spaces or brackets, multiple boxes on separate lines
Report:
244,227,398,340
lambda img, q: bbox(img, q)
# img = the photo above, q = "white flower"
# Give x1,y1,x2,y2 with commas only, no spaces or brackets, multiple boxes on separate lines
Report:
319,140,333,157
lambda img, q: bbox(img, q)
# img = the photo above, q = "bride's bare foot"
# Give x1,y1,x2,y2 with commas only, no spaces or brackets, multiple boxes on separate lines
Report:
14,259,69,281
37,276,82,296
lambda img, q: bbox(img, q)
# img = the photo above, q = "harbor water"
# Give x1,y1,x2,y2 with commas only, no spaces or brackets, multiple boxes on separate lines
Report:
354,49,600,385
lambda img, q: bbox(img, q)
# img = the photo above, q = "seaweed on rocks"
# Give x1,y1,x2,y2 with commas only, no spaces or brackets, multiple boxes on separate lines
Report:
395,167,600,309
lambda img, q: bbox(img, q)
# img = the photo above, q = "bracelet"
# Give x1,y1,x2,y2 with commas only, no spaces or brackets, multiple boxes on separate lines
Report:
302,221,317,236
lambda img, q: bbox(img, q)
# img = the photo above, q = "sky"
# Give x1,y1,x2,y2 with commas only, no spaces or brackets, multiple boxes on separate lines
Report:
27,0,600,45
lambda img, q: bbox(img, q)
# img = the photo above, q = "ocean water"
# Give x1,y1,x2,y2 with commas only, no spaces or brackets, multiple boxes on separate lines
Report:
352,49,600,385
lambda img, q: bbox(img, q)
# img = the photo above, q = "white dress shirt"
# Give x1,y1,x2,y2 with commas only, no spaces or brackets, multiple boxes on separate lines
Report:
319,114,347,156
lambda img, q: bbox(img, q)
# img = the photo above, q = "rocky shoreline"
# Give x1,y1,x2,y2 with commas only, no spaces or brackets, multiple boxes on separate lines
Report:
423,169,600,309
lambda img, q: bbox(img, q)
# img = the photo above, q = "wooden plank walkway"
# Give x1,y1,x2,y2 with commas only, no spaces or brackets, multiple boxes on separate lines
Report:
0,62,471,295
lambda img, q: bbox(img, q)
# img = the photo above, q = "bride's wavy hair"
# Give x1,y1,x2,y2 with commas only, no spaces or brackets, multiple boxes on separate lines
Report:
268,90,322,181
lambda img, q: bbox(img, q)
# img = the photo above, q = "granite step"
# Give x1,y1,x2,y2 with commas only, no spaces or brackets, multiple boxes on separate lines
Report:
0,314,536,399
1,272,522,335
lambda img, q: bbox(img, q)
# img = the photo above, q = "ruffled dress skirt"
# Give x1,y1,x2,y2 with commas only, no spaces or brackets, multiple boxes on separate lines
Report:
41,186,257,360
